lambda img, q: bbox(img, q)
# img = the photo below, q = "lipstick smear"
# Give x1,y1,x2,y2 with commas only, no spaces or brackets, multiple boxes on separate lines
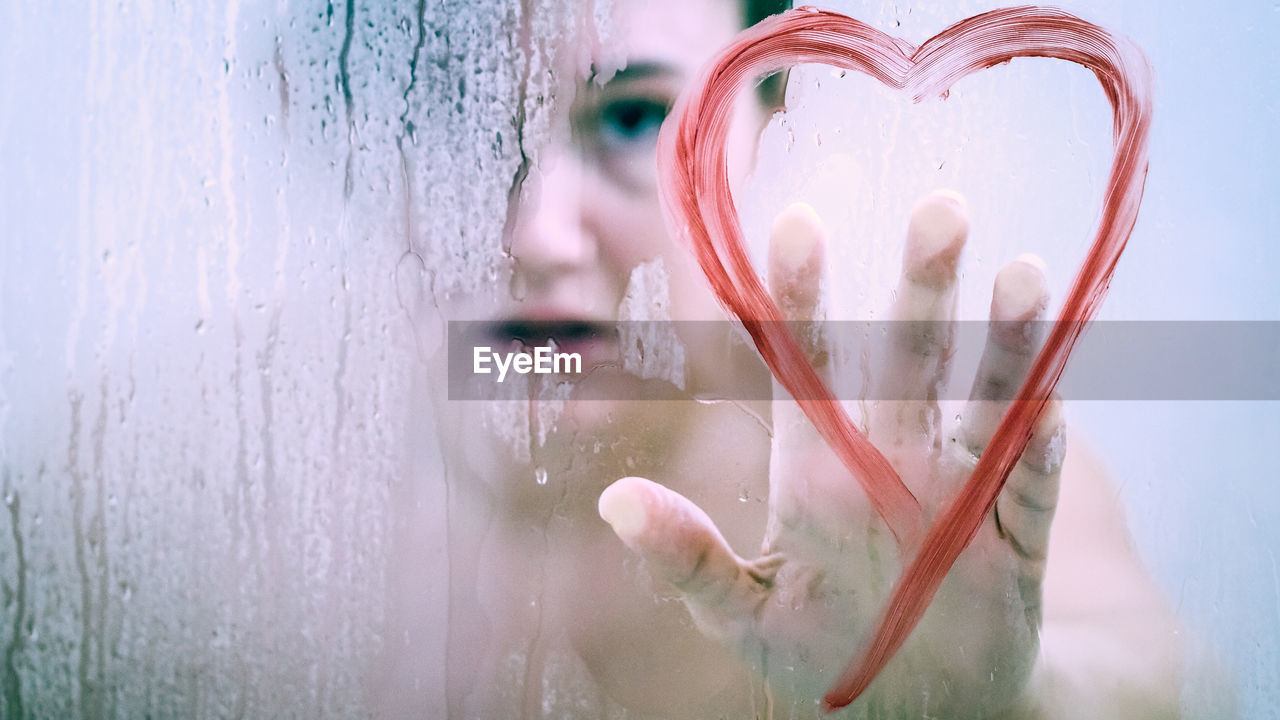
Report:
657,6,1152,710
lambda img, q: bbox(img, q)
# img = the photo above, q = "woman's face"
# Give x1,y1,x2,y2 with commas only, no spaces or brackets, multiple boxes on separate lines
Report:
450,0,779,511
495,0,768,376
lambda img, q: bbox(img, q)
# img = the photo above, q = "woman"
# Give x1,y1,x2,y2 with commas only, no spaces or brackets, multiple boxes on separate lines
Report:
429,0,1184,717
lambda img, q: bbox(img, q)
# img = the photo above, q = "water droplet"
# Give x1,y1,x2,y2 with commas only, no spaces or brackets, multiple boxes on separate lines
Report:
509,267,528,301
534,467,548,485
739,488,750,503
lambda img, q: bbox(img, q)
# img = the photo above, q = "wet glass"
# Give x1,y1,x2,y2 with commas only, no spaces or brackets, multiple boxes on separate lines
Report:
1,0,1276,718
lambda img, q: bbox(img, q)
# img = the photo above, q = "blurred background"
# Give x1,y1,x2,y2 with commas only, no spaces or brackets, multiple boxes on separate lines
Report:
1,0,1275,717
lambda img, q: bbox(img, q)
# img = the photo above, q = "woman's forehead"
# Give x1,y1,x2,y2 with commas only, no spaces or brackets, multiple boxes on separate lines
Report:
605,0,741,80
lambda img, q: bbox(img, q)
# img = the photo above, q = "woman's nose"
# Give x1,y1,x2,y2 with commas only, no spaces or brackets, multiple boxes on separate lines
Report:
506,149,598,288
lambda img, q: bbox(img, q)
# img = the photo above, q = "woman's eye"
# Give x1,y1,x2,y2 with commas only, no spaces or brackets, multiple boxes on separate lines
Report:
594,98,670,149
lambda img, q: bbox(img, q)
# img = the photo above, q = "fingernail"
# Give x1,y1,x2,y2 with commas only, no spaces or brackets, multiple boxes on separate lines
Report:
770,202,825,271
599,477,651,543
992,259,1049,323
904,191,968,286
769,202,825,303
990,259,1049,351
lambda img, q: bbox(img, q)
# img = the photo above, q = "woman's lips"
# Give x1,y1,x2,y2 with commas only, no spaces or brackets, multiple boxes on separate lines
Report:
488,317,620,369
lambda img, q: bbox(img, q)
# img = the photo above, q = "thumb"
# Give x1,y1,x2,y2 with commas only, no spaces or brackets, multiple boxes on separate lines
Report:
599,477,780,639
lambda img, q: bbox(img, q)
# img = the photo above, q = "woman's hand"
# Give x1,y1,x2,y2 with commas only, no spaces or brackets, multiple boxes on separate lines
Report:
598,192,1066,717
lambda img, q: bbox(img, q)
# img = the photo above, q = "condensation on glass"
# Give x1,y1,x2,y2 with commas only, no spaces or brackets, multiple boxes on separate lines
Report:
0,0,566,716
0,0,1272,718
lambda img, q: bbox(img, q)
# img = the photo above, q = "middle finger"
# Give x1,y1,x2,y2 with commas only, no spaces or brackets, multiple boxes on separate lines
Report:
868,191,969,454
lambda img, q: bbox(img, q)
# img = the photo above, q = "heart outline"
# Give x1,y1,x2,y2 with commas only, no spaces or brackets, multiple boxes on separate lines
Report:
656,5,1152,709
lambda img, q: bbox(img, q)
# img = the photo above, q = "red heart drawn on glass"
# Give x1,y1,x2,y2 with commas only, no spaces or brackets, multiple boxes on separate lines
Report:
657,6,1152,710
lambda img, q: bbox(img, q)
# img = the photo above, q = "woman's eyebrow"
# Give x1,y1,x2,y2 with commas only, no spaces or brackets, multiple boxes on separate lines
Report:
591,61,680,86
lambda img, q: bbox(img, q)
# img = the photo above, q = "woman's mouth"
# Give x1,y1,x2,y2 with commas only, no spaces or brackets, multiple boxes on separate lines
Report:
488,317,620,369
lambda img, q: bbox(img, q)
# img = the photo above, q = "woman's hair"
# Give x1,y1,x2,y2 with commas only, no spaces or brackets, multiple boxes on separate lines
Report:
742,0,793,107
742,0,792,28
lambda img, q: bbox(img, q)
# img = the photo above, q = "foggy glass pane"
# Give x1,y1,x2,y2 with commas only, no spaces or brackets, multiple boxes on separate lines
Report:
1,0,1276,718
0,0,550,716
